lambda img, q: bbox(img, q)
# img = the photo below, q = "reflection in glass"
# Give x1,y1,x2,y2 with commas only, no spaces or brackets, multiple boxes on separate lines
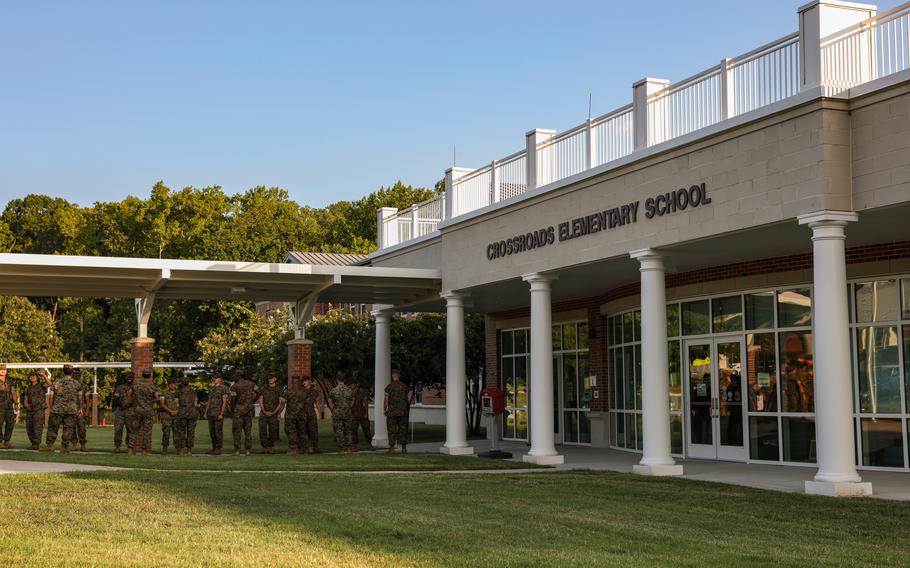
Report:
855,280,899,323
634,311,642,342
564,412,579,443
635,345,642,410
563,354,578,408
615,411,626,448
613,349,624,410
904,325,910,414
861,418,904,467
902,279,910,319
552,325,562,351
718,341,743,448
667,303,680,338
502,330,513,355
779,331,814,413
670,414,683,455
579,412,591,444
563,323,577,350
749,416,779,460
515,329,528,354
745,291,774,330
579,324,589,350
579,353,591,410
782,417,816,463
668,341,682,411
515,356,528,407
613,317,623,346
515,409,528,440
682,300,710,335
746,333,777,412
687,343,712,445
623,312,634,343
777,288,812,327
635,413,643,451
610,414,618,447
623,347,635,410
712,296,743,333
856,326,901,414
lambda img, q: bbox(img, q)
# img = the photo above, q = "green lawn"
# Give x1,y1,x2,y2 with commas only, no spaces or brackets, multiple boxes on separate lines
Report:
1,469,909,567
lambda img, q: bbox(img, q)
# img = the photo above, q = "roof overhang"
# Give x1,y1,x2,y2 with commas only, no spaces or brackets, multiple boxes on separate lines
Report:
0,254,441,307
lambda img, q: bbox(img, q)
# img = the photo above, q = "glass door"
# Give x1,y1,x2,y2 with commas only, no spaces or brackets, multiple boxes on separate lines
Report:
684,339,747,461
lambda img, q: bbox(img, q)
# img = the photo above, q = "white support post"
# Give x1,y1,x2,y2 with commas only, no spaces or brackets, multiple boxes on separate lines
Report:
444,167,474,220
720,58,735,120
632,78,669,150
490,160,500,204
372,305,393,449
134,294,155,339
521,273,563,465
798,211,872,497
799,1,877,92
525,129,556,192
410,205,419,240
377,207,398,249
440,291,473,455
585,118,596,170
630,249,683,476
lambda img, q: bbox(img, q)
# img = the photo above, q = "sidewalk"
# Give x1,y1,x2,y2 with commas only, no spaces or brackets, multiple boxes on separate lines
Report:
0,460,123,474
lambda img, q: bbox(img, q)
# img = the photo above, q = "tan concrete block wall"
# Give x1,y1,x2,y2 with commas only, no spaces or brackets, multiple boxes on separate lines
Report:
371,238,442,270
851,85,910,211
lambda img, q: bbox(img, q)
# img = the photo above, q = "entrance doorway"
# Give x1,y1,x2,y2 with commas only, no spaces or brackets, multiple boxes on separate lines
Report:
553,350,591,445
684,338,746,461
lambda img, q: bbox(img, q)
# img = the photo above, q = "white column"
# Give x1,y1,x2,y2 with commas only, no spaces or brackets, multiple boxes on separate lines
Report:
525,129,556,192
377,207,398,249
372,305,393,449
521,273,563,465
440,291,473,455
444,166,475,220
632,77,669,149
630,249,683,476
798,1,877,92
798,211,871,497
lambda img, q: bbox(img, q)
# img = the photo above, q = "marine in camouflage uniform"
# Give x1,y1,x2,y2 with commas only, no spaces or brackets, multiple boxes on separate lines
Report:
43,365,83,452
230,374,260,456
129,370,159,455
205,375,231,455
0,365,18,449
258,374,284,453
284,375,306,455
72,370,88,451
111,375,135,452
23,372,47,450
328,376,354,453
301,376,320,453
174,377,198,456
158,380,179,454
350,383,372,449
385,370,410,453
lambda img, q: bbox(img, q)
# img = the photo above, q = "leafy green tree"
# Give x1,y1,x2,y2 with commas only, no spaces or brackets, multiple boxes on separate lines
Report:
1,194,84,254
196,307,293,379
0,220,13,252
0,296,64,386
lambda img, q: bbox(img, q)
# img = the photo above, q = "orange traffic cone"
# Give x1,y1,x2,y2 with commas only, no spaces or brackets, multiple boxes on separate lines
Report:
102,418,107,427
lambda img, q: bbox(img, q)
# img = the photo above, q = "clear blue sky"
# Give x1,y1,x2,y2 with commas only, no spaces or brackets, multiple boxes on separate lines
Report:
0,0,897,208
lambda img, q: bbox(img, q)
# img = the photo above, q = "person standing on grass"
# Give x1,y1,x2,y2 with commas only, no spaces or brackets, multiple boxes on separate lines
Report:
0,364,18,449
229,372,260,456
42,365,82,453
258,373,284,454
328,373,354,453
157,378,179,455
302,375,321,454
22,371,47,450
205,374,231,455
118,373,137,453
384,369,411,454
350,382,373,450
129,370,159,456
70,369,89,452
284,375,306,455
174,377,198,457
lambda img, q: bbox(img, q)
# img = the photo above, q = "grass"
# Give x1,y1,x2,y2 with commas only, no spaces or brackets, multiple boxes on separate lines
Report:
1,469,910,567
1,420,529,472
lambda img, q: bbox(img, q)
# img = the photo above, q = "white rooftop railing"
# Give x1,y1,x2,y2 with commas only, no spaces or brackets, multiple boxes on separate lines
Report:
376,1,910,251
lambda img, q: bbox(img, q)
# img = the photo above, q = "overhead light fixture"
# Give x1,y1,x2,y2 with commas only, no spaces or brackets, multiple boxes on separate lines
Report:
231,287,247,294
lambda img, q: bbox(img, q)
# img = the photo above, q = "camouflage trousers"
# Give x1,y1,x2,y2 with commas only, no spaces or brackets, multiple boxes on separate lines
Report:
46,413,77,448
285,415,305,451
208,417,224,450
113,410,126,448
75,413,87,445
232,412,253,451
0,406,15,443
26,410,45,446
352,416,371,446
258,415,279,449
174,417,196,450
304,413,318,451
387,415,408,447
129,411,153,452
332,417,353,451
159,414,174,449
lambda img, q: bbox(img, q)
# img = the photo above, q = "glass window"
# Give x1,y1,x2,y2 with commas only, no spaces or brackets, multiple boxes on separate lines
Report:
610,414,618,447
856,326,901,414
607,317,614,345
579,412,591,444
563,323,577,350
633,311,642,342
515,329,528,354
552,325,562,351
502,330,513,356
564,412,579,443
861,418,904,467
746,333,777,413
613,349,624,410
779,331,814,413
579,324,589,349
579,353,591,409
777,288,812,328
502,357,514,399
855,280,899,323
623,347,635,410
635,345,642,410
903,279,910,319
668,340,682,411
515,409,528,440
782,416,816,463
613,317,623,346
615,412,625,448
667,303,680,338
905,325,910,414
670,414,683,455
682,300,710,335
745,291,774,330
712,295,743,333
563,354,578,408
749,416,779,461
635,413,643,450
514,356,528,408
623,312,634,343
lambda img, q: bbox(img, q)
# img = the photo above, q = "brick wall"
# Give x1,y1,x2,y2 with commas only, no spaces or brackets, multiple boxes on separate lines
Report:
287,339,313,381
130,338,155,377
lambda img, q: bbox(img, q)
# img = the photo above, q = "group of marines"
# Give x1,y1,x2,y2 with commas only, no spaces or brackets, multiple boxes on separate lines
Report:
0,363,413,456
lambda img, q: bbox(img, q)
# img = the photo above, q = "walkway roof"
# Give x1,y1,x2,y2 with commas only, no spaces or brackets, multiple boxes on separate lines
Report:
0,254,441,306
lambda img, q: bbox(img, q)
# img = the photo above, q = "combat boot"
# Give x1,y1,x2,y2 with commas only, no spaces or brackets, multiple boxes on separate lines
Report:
61,446,70,453
233,450,240,456
128,447,135,456
79,444,87,452
113,446,121,454
30,444,39,451
161,447,168,455
245,449,251,456
401,445,407,454
211,449,221,456
40,444,54,452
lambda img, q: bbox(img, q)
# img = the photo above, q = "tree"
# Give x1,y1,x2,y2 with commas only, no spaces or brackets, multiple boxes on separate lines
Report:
196,307,293,379
0,296,64,387
1,194,85,254
0,220,12,252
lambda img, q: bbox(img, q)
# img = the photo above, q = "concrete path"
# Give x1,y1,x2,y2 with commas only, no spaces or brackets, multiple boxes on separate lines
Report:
0,459,123,474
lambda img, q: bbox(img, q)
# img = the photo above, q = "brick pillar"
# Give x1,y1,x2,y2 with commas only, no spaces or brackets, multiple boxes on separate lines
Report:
130,338,155,377
587,304,610,448
287,339,313,381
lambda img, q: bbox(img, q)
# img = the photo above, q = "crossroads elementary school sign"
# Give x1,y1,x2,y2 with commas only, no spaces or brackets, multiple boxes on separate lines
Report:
485,183,711,261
